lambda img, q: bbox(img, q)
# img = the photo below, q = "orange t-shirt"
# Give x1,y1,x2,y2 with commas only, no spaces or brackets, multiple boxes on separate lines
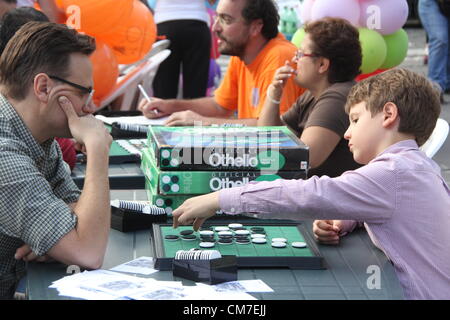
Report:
214,33,305,119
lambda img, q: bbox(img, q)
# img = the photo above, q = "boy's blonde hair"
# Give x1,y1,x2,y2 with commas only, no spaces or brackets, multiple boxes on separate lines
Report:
345,68,441,146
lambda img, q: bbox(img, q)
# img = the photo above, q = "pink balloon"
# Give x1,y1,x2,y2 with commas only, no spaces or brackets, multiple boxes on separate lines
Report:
301,0,315,24
311,0,360,26
359,0,409,35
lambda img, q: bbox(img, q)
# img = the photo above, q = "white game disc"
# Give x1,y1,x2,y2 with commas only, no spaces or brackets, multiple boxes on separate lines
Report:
199,242,215,248
271,241,287,248
292,241,307,248
252,238,267,244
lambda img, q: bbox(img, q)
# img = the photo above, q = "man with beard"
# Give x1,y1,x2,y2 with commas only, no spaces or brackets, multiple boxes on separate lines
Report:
139,0,304,126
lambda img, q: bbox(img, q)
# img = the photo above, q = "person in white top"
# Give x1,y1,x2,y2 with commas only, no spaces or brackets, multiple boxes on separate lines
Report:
16,0,63,22
152,0,216,99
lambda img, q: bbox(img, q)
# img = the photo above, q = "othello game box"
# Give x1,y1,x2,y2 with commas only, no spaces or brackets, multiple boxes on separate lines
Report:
146,126,309,171
141,148,307,195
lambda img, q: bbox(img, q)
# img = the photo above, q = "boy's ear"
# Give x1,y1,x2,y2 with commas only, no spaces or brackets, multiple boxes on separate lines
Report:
382,102,399,128
33,73,51,103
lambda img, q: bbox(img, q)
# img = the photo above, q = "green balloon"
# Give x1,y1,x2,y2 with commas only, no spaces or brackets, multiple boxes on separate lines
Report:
380,29,409,69
359,28,387,74
291,27,305,48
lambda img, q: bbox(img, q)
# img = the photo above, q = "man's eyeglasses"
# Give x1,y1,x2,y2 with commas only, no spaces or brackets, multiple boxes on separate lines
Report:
213,14,239,26
294,50,318,61
49,75,95,107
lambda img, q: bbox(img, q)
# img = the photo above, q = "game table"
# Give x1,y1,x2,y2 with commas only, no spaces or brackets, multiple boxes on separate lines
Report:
71,162,145,190
25,190,404,300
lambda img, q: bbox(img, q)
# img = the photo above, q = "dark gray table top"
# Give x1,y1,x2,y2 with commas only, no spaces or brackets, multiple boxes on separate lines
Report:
26,219,404,300
71,162,145,189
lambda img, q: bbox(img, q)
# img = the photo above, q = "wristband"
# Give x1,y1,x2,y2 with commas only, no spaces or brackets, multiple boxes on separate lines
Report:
267,85,281,104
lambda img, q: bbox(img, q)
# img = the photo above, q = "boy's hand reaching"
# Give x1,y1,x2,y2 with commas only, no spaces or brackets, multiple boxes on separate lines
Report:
172,192,220,231
313,220,344,245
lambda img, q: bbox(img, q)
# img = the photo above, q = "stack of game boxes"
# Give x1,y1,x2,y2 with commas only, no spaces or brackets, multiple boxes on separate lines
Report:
141,126,310,216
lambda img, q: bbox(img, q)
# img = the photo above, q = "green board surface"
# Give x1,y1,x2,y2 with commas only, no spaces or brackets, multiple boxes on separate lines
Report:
110,140,131,156
152,222,325,270
160,225,313,257
109,139,146,164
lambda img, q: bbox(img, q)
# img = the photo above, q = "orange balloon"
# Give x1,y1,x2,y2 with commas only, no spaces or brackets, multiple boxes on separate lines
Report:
96,0,156,64
89,41,119,106
61,0,134,36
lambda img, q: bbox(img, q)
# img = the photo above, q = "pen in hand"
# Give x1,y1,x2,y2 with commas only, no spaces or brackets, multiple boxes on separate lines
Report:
138,84,159,114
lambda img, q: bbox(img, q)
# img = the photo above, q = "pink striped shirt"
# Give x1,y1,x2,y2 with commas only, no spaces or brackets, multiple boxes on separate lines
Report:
219,140,450,299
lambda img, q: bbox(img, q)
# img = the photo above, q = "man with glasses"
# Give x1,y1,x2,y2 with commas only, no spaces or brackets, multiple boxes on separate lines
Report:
0,22,112,299
139,0,304,126
0,7,79,171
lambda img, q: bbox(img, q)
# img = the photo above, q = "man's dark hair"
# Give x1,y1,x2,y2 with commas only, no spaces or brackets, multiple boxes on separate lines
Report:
0,21,96,100
242,0,279,40
0,0,17,3
304,17,362,83
0,7,49,54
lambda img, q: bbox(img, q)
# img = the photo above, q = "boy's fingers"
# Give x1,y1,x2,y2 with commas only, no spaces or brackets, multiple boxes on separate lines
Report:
193,218,206,231
315,228,338,238
172,207,182,228
315,220,335,231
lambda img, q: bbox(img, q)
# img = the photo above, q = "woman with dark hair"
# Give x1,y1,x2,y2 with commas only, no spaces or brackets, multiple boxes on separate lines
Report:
258,17,362,178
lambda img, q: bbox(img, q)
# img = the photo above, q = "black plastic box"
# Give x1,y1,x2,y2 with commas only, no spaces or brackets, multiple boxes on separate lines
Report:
172,256,237,285
111,206,167,232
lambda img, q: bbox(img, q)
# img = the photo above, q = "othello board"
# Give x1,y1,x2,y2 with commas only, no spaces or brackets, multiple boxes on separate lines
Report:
151,222,325,271
109,139,146,164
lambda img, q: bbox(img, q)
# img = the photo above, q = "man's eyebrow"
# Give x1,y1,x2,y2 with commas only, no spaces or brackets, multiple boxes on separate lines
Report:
218,13,234,19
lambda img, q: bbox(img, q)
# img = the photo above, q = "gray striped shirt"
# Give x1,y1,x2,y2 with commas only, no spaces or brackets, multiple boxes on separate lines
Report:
0,94,80,299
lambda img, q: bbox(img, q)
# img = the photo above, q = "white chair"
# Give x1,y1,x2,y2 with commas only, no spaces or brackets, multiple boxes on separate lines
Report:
119,39,171,74
98,49,171,110
420,118,449,158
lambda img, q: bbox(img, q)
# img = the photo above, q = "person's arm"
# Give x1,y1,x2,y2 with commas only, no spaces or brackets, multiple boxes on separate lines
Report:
300,126,341,168
295,89,350,169
37,0,65,23
138,96,233,119
46,96,112,269
257,61,295,127
164,110,257,126
173,160,396,230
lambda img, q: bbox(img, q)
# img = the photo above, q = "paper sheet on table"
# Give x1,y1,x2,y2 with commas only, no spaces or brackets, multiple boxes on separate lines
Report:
49,270,133,300
197,280,273,293
109,257,158,276
95,115,169,126
127,284,256,300
49,269,260,300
